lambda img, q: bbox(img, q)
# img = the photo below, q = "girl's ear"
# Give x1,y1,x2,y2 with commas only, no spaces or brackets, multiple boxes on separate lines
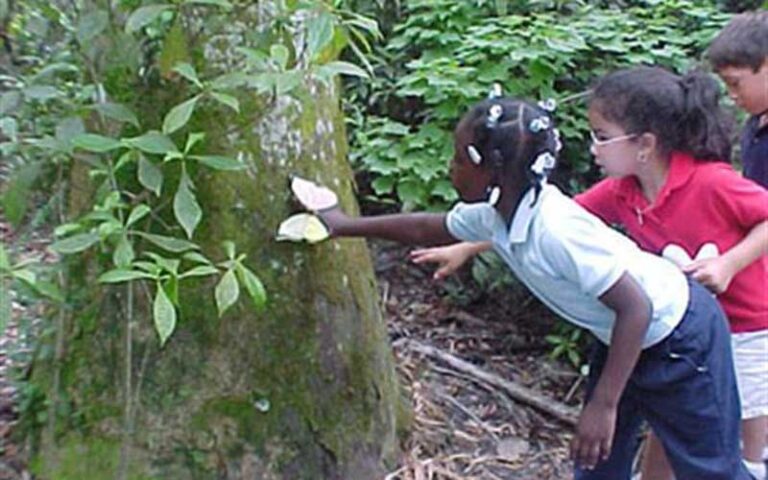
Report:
637,132,658,157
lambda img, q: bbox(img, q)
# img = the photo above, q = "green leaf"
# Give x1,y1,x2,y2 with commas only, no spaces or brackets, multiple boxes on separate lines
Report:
236,264,266,309
126,204,151,227
173,172,202,239
222,240,235,260
316,61,369,79
0,91,21,116
172,63,203,88
0,279,10,336
179,265,219,278
189,155,244,171
163,95,199,135
0,243,8,270
99,269,155,283
215,269,239,316
50,232,99,254
135,232,199,252
306,12,334,60
184,132,205,154
11,269,35,286
72,133,123,153
126,5,173,33
270,44,289,70
125,131,178,155
182,0,232,7
113,235,135,268
210,92,239,113
153,284,176,346
32,281,64,302
76,10,108,44
92,103,140,128
1,161,41,227
138,154,163,196
183,252,211,264
23,85,62,101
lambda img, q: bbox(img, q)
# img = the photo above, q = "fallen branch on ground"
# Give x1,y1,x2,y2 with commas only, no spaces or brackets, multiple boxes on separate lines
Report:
405,339,579,426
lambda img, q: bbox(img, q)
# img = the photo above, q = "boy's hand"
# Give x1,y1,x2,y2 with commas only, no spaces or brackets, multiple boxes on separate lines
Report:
682,256,734,294
410,243,479,280
571,400,616,470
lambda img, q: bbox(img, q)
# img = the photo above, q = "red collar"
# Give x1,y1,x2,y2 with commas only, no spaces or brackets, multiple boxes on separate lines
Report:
612,152,697,210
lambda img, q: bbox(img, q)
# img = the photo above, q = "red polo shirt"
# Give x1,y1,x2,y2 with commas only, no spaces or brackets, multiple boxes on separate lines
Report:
576,152,768,333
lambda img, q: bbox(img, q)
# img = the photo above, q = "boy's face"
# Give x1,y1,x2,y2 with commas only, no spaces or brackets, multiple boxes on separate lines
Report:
718,60,768,116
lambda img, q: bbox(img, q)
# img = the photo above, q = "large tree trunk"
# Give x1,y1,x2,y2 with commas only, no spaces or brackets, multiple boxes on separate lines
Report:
28,7,404,480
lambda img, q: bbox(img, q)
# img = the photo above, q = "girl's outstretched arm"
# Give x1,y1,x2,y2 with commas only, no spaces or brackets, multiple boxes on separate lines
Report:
319,207,456,246
410,241,493,280
571,272,651,471
683,220,768,293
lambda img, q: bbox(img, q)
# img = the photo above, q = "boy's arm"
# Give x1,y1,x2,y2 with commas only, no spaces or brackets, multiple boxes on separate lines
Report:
410,241,493,279
319,207,456,246
683,220,768,293
571,272,651,470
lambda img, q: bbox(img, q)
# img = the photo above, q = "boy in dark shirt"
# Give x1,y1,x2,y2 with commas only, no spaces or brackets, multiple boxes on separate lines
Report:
709,10,768,189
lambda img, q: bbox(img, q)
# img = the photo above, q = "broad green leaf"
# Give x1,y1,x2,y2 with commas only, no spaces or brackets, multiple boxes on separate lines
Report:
189,155,244,171
113,235,135,268
125,131,178,154
55,117,85,148
183,0,232,7
76,10,108,44
23,85,61,101
316,61,369,79
0,243,8,270
99,269,155,283
50,232,99,254
1,161,41,226
306,12,334,60
173,173,202,239
0,117,17,141
270,44,289,70
146,252,180,275
73,133,123,153
92,103,140,127
126,204,151,227
236,264,266,309
135,232,198,252
0,91,21,116
179,265,219,278
210,92,239,113
32,281,64,302
184,132,205,154
215,269,239,316
163,95,199,135
138,154,163,195
222,240,235,260
153,284,176,346
183,252,211,264
126,5,173,33
172,63,202,88
0,279,9,336
11,269,35,285
159,20,190,78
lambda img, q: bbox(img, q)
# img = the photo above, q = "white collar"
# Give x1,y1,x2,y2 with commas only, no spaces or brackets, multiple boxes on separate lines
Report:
507,183,547,244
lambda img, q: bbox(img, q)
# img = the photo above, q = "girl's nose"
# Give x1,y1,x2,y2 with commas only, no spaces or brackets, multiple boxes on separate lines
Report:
590,143,598,157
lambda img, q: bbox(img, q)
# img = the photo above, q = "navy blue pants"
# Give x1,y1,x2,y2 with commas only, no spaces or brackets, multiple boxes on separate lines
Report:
575,281,751,480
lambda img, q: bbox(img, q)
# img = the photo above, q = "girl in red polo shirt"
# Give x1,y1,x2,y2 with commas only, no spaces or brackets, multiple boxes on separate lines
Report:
411,67,768,479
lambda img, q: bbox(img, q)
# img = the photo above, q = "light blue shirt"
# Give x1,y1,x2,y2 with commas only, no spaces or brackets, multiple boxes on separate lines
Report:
446,184,689,348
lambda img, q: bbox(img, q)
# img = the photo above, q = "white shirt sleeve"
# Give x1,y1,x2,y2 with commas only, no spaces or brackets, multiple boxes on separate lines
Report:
445,202,497,243
539,216,626,298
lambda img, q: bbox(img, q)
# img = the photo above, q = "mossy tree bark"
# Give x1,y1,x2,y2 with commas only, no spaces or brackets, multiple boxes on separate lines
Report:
28,7,404,480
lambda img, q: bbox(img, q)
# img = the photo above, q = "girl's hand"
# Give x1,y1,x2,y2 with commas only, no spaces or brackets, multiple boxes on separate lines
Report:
571,400,617,470
410,242,486,280
682,257,735,294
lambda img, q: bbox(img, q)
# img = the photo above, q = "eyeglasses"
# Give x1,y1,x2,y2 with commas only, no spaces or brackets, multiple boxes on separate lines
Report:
590,130,637,147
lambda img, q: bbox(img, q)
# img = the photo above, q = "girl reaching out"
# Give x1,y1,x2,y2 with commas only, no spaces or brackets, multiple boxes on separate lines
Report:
415,67,768,480
294,94,752,479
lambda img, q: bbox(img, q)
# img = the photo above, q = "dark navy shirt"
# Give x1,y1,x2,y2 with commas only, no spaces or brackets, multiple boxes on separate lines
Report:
741,115,768,188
